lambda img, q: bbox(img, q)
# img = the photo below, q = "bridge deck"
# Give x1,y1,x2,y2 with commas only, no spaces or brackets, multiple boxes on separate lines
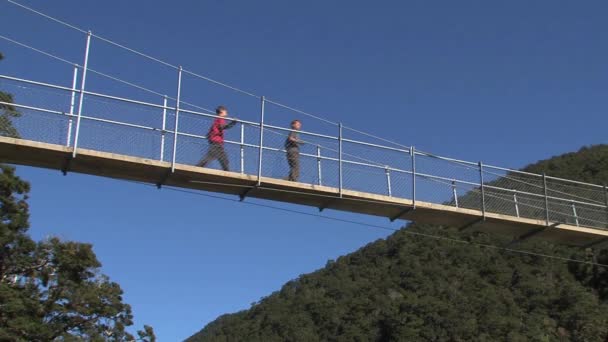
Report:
1,136,606,247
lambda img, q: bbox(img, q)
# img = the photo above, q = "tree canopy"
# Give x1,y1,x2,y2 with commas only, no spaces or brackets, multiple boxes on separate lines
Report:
188,145,608,342
0,51,155,341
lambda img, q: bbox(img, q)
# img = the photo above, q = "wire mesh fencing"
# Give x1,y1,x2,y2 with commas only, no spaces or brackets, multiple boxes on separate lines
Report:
341,140,411,198
2,74,608,232
0,78,73,145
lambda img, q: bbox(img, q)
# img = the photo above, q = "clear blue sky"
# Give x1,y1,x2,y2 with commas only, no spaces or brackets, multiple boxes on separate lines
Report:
1,0,607,340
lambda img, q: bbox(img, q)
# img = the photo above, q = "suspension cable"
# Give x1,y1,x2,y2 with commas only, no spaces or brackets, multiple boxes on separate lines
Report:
128,180,608,268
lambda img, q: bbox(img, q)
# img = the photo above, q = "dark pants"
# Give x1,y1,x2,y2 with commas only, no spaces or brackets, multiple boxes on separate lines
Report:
286,148,300,181
198,143,230,171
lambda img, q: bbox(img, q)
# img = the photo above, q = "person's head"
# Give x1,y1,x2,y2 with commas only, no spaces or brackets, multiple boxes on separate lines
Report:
216,105,228,117
291,119,301,130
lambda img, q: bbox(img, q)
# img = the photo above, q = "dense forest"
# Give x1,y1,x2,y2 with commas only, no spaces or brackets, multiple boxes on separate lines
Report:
188,145,608,341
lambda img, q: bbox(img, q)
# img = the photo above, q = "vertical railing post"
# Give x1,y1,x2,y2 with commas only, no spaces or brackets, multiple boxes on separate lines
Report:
316,145,322,185
571,202,579,226
604,184,608,228
257,96,265,185
479,161,486,219
66,64,78,147
160,95,167,161
171,66,182,172
72,31,92,157
240,123,245,174
513,192,520,217
338,123,343,197
543,173,549,226
452,180,458,207
411,146,416,209
385,167,392,197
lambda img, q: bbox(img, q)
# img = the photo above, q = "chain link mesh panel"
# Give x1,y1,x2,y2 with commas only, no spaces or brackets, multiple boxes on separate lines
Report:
3,76,608,231
341,140,410,197
0,80,72,144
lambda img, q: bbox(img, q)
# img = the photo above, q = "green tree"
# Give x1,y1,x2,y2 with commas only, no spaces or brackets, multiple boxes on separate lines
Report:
0,51,153,341
187,146,608,342
0,52,21,138
0,166,154,339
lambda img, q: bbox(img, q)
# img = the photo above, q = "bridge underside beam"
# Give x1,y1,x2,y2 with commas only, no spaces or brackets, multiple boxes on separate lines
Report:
0,137,606,247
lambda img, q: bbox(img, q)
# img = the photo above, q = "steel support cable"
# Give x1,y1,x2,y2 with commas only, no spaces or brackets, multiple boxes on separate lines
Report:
7,0,258,100
0,34,218,116
6,0,87,33
5,0,406,140
124,180,608,268
264,99,338,126
2,64,603,217
5,0,340,126
0,34,75,65
342,124,410,149
189,176,608,229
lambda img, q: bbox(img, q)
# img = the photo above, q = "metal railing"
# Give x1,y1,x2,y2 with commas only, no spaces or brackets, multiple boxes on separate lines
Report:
1,72,607,232
1,1,607,233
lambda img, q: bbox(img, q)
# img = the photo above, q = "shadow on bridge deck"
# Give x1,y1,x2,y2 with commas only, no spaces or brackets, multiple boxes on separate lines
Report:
0,136,606,247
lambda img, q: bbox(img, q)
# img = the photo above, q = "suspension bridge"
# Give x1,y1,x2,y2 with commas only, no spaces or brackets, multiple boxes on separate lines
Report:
1,1,608,247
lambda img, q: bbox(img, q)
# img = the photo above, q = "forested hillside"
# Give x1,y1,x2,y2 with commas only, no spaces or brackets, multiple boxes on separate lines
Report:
188,145,608,342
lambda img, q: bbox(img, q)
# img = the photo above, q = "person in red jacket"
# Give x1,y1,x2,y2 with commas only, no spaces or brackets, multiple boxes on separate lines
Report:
197,106,237,171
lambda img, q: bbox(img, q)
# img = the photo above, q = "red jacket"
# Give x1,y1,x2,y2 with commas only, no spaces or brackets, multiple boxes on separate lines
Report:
207,118,236,144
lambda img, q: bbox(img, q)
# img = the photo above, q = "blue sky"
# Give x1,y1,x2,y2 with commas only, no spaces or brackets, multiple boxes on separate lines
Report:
1,0,607,340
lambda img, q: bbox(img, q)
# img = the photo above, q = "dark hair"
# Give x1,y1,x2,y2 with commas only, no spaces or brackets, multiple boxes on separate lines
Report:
291,119,301,126
216,106,227,114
